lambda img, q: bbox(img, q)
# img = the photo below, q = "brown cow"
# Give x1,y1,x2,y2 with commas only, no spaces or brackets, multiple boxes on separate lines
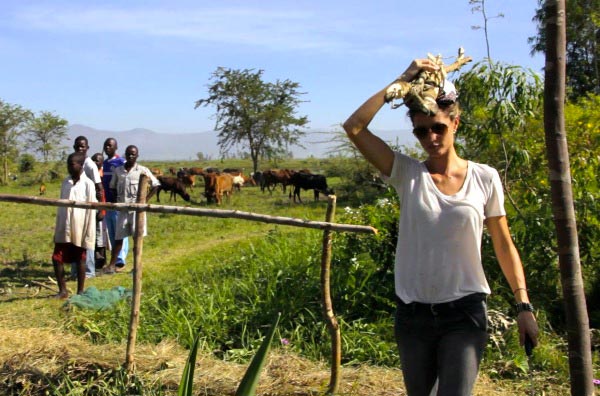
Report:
203,172,234,205
178,173,196,192
242,174,257,186
150,167,163,177
188,167,204,175
147,176,190,202
262,169,292,194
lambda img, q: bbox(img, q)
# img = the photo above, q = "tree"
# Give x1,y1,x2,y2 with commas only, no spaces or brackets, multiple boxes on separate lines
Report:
195,68,308,173
543,1,594,394
457,61,543,218
529,0,600,99
469,0,504,62
18,153,36,173
27,111,69,162
0,100,32,185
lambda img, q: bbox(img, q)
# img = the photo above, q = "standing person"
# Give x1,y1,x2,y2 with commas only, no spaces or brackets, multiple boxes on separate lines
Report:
343,58,539,396
72,136,103,278
91,152,108,269
102,138,129,270
103,145,159,274
52,152,97,298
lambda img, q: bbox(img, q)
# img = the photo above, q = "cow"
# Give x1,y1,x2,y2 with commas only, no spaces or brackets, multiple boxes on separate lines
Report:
39,182,46,196
150,167,163,177
222,169,250,191
188,167,204,175
262,169,292,194
232,175,245,191
177,169,196,192
203,172,234,205
252,171,264,188
204,167,220,174
148,176,190,203
243,174,257,186
288,172,334,203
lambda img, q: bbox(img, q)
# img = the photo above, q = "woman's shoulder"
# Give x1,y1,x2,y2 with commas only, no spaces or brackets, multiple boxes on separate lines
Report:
395,151,422,167
468,161,502,187
469,161,499,176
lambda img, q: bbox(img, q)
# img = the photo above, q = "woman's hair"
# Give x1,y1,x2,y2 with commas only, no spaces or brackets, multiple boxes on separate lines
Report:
407,100,461,121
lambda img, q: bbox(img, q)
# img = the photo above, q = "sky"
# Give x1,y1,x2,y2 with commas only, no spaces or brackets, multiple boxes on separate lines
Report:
0,0,544,139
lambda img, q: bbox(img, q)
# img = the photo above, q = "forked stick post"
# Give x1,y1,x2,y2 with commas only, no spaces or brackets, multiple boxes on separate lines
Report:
125,174,149,372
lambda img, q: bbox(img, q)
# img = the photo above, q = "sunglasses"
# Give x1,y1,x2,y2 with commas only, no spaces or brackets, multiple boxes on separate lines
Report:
412,123,449,139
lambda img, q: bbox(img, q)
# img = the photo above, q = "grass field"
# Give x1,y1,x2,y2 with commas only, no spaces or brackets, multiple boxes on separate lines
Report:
0,161,572,395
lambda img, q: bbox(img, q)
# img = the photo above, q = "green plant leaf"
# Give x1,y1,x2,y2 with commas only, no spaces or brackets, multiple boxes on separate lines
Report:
178,329,202,396
235,312,281,396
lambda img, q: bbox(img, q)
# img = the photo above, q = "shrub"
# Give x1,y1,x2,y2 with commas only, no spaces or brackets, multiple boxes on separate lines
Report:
19,153,36,173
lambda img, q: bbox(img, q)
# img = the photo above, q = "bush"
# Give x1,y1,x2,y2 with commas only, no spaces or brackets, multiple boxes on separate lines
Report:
19,153,36,173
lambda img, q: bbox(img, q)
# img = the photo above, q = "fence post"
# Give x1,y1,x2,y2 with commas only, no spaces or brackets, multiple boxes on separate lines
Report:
321,195,340,395
125,174,149,372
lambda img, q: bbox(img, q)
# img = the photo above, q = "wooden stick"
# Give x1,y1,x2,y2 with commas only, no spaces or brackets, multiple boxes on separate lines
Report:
30,280,59,293
444,56,473,73
0,194,377,235
125,174,149,373
321,195,341,395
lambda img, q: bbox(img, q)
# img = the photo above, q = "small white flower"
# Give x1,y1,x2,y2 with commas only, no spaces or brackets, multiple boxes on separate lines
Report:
376,198,390,207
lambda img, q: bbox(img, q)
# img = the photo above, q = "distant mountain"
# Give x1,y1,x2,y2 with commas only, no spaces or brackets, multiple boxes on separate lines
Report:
67,125,219,161
66,124,415,161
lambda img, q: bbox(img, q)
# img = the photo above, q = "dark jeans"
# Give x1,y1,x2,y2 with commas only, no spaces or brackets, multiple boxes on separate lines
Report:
394,293,488,396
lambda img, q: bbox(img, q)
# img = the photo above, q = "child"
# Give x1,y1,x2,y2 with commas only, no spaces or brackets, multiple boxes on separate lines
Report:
91,152,108,269
103,145,159,274
52,152,97,298
102,138,129,270
71,136,103,278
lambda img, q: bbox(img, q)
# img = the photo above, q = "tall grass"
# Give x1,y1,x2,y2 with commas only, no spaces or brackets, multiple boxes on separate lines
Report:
0,160,587,392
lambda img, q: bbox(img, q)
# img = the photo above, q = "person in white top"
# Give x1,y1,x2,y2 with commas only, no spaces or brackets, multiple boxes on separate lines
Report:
102,145,160,274
52,152,97,299
343,58,538,396
72,136,104,278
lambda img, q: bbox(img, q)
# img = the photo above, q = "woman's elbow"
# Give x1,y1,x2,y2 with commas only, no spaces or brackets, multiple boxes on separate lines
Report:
342,116,363,137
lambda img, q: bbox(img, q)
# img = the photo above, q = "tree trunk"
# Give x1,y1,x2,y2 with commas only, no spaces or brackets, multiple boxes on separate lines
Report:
2,155,8,185
543,1,594,394
251,149,259,174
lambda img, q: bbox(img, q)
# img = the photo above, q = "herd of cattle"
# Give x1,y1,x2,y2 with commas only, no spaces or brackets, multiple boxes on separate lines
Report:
146,167,334,205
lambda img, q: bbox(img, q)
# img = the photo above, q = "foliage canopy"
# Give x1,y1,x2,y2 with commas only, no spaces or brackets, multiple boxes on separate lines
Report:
0,100,32,185
26,111,69,162
529,0,600,99
195,68,308,173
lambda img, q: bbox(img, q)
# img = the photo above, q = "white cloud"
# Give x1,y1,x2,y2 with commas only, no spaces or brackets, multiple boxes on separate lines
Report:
10,4,371,53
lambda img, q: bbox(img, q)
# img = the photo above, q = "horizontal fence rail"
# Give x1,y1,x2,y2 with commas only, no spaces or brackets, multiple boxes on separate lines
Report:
0,194,378,235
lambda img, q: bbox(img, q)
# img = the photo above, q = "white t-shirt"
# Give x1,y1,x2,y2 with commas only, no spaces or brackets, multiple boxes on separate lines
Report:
54,173,97,249
83,157,102,184
384,152,506,304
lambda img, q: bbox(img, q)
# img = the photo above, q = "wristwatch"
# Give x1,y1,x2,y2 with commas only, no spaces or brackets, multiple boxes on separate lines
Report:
515,302,534,314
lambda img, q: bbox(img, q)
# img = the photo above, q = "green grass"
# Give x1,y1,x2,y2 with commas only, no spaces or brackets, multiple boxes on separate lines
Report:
0,162,584,395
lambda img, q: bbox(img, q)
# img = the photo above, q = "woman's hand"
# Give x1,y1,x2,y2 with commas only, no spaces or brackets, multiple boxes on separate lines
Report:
397,58,441,82
516,311,539,347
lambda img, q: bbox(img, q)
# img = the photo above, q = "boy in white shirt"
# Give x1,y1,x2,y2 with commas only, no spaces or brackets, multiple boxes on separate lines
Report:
52,152,97,298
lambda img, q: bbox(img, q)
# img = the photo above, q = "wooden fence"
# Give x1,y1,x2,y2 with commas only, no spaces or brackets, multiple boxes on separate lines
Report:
0,175,377,395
